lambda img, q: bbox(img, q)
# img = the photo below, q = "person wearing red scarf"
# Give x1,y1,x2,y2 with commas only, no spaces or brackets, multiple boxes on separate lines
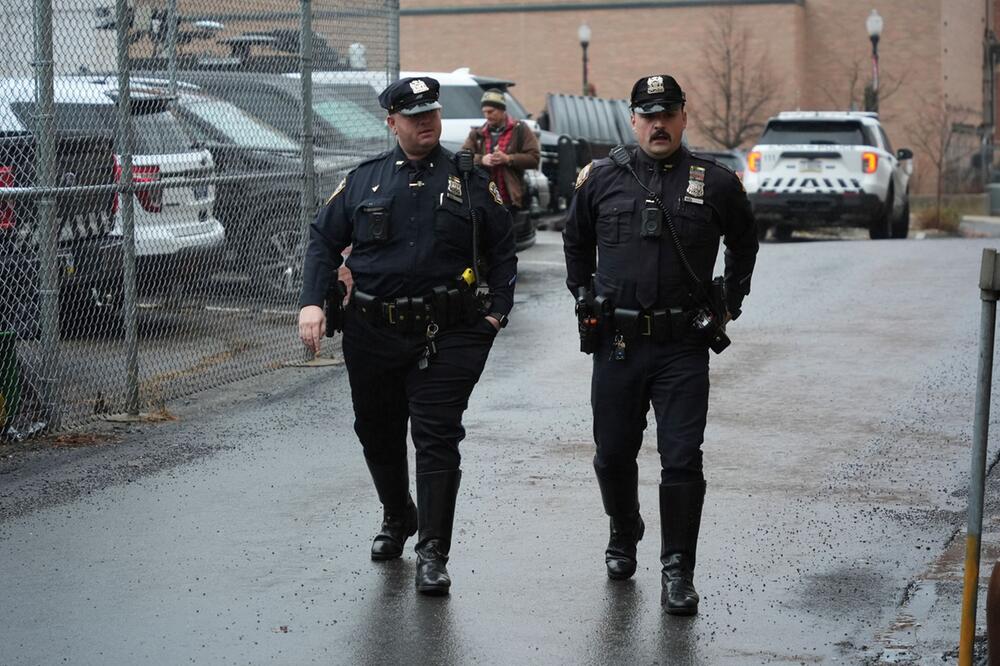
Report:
461,88,540,214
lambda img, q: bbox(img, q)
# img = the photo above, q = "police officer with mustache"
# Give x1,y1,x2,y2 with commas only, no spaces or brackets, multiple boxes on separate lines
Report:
563,75,758,615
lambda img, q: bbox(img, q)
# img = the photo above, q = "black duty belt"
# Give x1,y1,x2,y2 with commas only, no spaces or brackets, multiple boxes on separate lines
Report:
352,285,479,332
611,307,694,344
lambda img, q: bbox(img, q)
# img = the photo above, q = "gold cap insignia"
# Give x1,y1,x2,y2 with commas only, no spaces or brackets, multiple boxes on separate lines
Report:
409,79,430,94
647,76,664,94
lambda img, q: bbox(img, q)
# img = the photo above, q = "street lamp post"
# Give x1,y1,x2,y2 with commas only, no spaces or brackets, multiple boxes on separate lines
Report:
578,23,591,96
865,9,884,112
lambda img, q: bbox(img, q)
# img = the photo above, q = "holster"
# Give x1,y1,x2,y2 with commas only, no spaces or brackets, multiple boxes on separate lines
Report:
324,280,348,336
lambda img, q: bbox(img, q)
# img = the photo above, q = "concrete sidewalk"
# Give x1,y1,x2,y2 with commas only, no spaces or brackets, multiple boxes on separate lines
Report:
961,214,1000,238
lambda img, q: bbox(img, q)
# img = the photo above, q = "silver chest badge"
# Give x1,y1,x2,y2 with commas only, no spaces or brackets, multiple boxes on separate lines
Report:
685,165,706,203
446,175,464,203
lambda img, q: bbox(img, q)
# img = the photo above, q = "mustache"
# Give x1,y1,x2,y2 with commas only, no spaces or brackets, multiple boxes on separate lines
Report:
651,130,671,141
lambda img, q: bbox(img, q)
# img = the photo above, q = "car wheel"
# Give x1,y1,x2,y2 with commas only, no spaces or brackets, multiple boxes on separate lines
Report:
774,225,792,241
869,186,893,240
256,225,304,301
891,196,910,239
60,282,123,339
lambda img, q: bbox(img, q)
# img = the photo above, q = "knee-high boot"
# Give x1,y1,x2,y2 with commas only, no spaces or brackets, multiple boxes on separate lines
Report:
594,461,645,580
414,469,462,595
366,459,418,560
660,480,705,615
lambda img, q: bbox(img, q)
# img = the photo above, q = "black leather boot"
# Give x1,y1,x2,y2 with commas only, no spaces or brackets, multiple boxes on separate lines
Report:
660,481,706,616
366,459,418,561
595,461,644,580
414,469,462,595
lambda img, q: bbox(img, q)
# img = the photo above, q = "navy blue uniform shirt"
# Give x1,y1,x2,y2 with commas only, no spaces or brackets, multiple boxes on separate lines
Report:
301,144,517,316
563,145,757,317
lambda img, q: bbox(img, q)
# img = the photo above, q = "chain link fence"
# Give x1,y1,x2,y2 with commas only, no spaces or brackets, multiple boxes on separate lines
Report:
0,0,398,438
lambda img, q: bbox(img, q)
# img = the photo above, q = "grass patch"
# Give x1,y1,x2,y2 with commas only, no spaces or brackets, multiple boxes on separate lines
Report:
913,206,961,234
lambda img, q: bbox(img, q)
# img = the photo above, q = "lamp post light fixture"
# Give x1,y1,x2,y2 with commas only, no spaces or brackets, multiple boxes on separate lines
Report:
578,23,591,96
865,9,884,112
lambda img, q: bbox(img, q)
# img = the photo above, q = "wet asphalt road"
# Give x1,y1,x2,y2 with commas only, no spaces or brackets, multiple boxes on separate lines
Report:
2,230,1000,664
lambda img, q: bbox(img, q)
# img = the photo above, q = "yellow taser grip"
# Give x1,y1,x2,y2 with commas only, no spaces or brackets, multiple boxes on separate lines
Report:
462,268,476,286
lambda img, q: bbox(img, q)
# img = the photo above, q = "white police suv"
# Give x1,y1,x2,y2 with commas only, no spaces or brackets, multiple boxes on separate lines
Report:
743,111,913,240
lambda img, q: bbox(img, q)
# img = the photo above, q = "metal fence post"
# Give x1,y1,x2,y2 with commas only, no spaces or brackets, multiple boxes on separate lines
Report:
386,0,399,149
960,247,1000,664
33,0,60,429
298,0,315,360
166,0,179,96
115,0,140,415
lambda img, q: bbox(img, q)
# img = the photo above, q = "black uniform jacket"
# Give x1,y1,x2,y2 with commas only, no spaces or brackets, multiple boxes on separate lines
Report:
301,144,517,316
563,145,758,317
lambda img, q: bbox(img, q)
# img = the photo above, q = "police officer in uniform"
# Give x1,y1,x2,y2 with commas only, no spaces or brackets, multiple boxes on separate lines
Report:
299,76,516,596
563,75,758,615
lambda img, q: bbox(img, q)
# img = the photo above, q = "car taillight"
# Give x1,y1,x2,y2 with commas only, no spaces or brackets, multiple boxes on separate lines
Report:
747,151,761,173
862,152,878,174
0,166,14,231
112,155,122,215
133,164,162,213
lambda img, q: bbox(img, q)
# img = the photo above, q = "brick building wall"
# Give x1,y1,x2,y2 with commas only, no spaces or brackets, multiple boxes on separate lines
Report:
400,0,989,193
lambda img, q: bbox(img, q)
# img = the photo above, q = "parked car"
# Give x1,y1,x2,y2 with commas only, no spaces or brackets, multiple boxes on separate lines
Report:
132,73,364,299
5,76,223,295
743,111,913,240
0,119,122,338
689,148,746,180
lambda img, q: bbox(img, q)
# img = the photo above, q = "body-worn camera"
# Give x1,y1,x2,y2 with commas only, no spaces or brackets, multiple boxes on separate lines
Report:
640,205,663,239
364,206,389,241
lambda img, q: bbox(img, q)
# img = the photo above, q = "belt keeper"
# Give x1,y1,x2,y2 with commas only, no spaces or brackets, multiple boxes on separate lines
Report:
641,314,653,337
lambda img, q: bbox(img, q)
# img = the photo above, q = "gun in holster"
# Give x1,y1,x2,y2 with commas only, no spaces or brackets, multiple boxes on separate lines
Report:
689,276,730,354
575,287,600,355
324,280,348,336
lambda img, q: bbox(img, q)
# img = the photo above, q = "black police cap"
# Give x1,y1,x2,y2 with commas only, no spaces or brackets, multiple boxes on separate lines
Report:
630,75,686,114
378,76,442,116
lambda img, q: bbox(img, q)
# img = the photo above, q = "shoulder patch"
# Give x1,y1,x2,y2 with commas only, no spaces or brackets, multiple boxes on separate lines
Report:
325,177,346,205
489,181,504,206
575,162,594,189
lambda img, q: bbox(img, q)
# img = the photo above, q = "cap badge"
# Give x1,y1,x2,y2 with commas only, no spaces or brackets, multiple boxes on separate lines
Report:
410,79,430,94
447,175,464,203
646,76,664,95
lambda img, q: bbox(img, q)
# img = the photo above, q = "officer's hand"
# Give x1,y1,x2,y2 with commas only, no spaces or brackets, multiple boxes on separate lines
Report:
299,305,326,354
337,264,354,306
485,315,501,331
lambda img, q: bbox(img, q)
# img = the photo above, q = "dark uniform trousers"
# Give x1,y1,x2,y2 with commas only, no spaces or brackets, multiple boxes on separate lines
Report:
592,335,709,487
343,309,497,476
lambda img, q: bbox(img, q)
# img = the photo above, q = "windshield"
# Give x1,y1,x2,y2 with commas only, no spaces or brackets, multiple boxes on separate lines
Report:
311,86,386,142
438,85,528,120
760,121,873,146
11,101,194,154
183,99,299,151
